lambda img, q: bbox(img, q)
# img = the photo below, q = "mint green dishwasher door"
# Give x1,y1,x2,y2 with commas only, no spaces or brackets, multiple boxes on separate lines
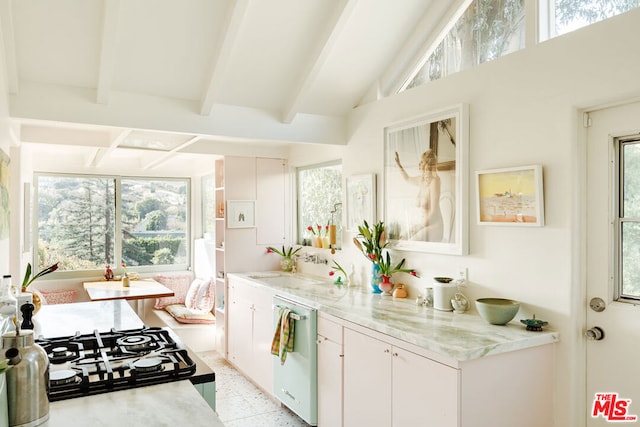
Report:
272,295,318,426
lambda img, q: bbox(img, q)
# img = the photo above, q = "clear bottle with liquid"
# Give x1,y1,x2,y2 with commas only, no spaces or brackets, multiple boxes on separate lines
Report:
0,274,17,334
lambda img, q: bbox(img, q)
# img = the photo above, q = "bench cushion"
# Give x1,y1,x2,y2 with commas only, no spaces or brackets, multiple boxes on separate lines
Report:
153,273,193,309
165,304,215,324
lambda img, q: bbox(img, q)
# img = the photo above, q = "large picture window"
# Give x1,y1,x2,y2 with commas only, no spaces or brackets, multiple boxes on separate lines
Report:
35,174,190,275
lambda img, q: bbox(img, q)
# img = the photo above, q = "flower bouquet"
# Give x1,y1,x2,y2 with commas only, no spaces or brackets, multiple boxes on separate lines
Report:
266,246,302,272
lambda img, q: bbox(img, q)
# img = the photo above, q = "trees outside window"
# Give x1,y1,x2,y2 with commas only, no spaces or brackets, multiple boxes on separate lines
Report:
36,174,189,274
554,0,640,37
297,163,342,247
405,0,525,90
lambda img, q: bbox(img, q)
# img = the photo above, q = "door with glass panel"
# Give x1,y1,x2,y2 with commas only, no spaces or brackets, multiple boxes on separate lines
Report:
586,101,640,426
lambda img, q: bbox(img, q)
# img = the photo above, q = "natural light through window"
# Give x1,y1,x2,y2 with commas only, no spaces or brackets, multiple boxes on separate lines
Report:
35,174,190,274
553,0,639,37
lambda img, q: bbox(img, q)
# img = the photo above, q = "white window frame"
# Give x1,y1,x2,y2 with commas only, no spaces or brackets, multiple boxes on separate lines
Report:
33,172,191,279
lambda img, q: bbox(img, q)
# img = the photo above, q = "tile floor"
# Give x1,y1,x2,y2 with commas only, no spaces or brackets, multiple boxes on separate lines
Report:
197,350,311,427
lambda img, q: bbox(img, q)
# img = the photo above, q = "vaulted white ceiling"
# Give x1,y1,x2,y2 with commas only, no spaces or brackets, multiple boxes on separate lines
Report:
0,0,467,164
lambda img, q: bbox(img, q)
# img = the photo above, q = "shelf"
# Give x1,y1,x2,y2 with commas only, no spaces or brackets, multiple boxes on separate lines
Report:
215,277,225,283
215,247,225,252
216,217,224,221
215,187,224,192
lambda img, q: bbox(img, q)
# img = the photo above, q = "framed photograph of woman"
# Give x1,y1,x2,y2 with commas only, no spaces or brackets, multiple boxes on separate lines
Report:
383,104,469,255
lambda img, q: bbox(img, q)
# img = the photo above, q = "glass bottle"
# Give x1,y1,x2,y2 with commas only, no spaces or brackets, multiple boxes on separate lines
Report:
0,274,18,334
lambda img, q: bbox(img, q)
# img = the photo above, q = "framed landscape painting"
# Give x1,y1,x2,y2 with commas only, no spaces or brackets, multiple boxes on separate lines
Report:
476,165,544,226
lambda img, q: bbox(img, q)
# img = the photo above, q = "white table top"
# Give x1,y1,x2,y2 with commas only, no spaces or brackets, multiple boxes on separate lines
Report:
82,278,174,302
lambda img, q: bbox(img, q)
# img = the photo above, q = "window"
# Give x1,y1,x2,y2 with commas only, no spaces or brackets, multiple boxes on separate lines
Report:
551,0,639,38
297,162,342,248
35,174,190,275
403,0,525,91
617,138,640,300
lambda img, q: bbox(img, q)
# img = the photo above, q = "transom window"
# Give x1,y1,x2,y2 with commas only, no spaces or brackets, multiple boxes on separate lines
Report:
35,174,190,275
617,138,640,300
401,0,640,92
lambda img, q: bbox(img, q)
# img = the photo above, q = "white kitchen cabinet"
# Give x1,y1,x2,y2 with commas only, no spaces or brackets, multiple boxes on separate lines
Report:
343,327,392,427
226,277,275,394
343,327,458,427
317,314,344,427
392,346,458,427
335,320,551,427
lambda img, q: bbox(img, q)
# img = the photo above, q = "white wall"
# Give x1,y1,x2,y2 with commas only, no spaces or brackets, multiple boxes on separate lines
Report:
290,9,640,426
0,20,11,277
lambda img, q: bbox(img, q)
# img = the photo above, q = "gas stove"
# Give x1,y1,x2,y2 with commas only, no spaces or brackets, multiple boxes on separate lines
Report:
36,326,197,401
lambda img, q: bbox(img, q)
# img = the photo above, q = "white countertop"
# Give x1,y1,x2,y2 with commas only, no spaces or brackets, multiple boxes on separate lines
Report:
42,380,224,427
229,271,559,362
31,301,223,427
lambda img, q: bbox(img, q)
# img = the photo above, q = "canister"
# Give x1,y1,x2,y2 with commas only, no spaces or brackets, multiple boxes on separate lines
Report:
431,279,457,311
2,330,49,427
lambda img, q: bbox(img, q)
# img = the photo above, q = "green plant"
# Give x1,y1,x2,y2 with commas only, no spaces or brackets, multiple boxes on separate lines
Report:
353,220,386,262
0,358,11,374
375,251,419,278
266,246,302,258
21,262,59,291
329,260,347,283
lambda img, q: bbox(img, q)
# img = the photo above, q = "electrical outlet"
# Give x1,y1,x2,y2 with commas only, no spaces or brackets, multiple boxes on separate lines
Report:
457,267,468,283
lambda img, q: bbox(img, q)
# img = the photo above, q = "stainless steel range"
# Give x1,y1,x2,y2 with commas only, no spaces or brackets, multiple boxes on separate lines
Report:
35,326,198,401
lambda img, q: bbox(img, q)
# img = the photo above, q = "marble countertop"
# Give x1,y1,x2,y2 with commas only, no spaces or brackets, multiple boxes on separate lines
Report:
42,380,224,427
229,272,559,362
31,301,221,426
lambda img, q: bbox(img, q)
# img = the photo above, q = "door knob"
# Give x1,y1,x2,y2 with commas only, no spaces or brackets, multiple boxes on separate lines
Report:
585,326,605,341
589,297,606,312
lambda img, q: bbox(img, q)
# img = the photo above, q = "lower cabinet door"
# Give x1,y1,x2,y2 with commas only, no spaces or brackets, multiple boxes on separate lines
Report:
317,334,343,427
392,347,459,427
343,328,391,427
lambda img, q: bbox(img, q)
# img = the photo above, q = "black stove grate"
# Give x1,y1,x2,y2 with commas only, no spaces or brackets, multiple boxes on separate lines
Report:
36,326,197,401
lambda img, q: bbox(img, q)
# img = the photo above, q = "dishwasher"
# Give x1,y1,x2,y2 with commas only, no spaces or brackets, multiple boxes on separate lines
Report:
272,295,318,426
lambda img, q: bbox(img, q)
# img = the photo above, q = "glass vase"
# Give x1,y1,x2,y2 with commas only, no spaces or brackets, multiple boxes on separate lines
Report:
371,263,382,294
379,274,394,296
280,256,295,272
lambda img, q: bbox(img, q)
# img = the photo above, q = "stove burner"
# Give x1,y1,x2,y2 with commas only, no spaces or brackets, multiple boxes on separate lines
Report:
50,369,78,386
117,335,152,351
52,346,69,356
132,357,164,373
36,327,197,402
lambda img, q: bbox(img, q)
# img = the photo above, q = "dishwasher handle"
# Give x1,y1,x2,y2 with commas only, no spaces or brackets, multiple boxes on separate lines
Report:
273,304,306,320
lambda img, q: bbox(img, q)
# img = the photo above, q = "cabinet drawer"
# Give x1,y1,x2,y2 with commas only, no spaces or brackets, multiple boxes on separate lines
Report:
318,315,342,343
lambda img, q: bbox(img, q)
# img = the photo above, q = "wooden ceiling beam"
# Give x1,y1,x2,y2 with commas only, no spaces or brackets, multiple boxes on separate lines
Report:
200,0,251,116
96,0,121,105
281,0,358,124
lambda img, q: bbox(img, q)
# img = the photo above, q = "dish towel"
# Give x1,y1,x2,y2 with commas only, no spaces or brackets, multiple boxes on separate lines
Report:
271,307,295,365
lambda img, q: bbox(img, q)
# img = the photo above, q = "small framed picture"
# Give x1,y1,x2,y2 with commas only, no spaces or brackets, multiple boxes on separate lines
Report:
476,165,544,226
346,173,376,231
227,200,256,228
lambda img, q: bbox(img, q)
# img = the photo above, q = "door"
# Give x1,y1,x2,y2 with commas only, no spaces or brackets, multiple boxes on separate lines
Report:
392,347,458,427
343,328,391,427
586,102,640,425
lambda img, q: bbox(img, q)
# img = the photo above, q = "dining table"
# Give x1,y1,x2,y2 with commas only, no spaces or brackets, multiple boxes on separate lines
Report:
82,278,174,317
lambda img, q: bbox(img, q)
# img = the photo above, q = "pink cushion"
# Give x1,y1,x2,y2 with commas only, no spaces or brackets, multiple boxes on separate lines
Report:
153,273,193,309
165,304,215,324
185,278,214,313
39,289,77,305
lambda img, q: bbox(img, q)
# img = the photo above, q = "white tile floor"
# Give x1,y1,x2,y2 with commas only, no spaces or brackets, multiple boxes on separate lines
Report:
197,351,311,427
